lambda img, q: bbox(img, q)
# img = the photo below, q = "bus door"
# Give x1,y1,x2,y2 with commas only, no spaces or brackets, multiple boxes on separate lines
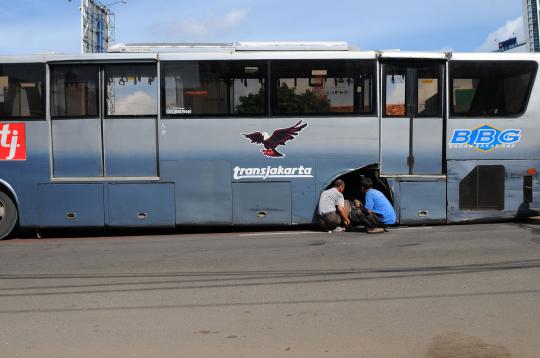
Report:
380,61,444,175
48,62,172,228
50,62,159,178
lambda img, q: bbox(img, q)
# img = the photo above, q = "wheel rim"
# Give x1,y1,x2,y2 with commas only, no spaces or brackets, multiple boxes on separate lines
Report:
0,199,4,224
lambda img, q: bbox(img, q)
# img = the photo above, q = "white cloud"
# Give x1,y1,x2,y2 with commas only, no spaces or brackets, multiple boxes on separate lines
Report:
149,9,249,41
477,16,524,52
386,75,406,105
114,91,156,115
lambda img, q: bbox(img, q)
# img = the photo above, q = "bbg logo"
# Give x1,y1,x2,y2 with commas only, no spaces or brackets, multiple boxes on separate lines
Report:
449,124,521,152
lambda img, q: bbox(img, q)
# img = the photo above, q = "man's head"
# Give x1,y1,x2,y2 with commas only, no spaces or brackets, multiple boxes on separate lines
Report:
360,177,373,194
333,179,345,193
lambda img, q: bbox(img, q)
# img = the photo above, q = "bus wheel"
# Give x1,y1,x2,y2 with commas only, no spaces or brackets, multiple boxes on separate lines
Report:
0,191,17,240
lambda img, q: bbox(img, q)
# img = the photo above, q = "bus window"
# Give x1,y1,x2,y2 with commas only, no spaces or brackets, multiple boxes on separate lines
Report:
450,61,537,117
105,64,157,116
0,63,45,119
51,65,99,118
161,61,266,117
384,66,406,117
271,60,375,116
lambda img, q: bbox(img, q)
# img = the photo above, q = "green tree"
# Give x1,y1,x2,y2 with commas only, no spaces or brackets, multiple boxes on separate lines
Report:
276,83,331,114
235,83,332,114
236,87,265,114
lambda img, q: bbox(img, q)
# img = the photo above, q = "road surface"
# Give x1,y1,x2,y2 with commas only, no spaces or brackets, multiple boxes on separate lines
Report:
1,222,540,357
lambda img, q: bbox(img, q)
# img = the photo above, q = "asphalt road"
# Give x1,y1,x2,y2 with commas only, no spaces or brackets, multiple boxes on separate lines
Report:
1,222,540,358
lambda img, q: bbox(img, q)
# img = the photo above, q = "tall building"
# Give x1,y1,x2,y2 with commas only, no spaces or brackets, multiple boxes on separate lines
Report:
81,0,115,53
523,0,540,52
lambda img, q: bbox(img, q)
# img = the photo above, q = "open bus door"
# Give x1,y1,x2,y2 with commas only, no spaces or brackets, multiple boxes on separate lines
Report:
379,57,447,224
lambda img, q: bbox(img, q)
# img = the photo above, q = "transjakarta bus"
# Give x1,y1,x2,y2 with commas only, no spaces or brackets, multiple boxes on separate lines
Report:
0,42,539,239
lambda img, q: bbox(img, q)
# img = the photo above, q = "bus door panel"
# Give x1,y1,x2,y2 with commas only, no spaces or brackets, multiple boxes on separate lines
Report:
50,64,103,177
51,118,103,177
412,117,443,174
102,63,158,177
380,117,409,174
381,61,444,175
413,66,443,174
103,117,157,177
381,64,409,175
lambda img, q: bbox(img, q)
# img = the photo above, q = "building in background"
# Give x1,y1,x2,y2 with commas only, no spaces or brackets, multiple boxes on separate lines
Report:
496,37,528,52
523,0,540,52
497,1,537,53
81,0,115,53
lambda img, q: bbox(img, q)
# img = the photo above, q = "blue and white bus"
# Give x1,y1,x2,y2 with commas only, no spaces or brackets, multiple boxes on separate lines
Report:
0,42,539,239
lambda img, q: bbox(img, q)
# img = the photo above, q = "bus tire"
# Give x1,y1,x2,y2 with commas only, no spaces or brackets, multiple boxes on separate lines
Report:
0,191,18,240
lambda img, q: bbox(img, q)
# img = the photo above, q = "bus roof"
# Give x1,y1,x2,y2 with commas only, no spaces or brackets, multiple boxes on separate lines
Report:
2,41,540,63
107,41,354,52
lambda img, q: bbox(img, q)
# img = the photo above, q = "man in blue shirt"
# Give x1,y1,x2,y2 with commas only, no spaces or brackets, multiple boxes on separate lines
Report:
353,178,396,234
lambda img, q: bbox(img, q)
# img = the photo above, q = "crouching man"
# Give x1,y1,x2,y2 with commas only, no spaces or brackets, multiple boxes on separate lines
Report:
317,179,351,232
354,178,396,234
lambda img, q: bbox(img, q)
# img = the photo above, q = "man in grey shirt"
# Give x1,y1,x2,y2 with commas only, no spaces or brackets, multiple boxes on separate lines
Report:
317,179,351,232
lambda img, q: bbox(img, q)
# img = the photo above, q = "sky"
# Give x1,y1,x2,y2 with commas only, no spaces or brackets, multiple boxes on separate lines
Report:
0,0,526,55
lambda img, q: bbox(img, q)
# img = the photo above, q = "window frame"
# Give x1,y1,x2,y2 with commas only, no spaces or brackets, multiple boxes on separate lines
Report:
0,63,46,120
270,59,377,117
449,60,538,119
50,64,100,119
104,63,159,118
160,60,269,119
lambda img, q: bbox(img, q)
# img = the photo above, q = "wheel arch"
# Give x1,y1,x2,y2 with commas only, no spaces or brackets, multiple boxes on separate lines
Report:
318,163,394,205
0,178,19,209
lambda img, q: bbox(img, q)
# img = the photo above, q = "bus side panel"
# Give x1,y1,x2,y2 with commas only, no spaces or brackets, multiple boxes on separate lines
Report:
291,177,317,225
447,160,540,223
158,116,380,225
447,61,540,162
160,160,233,225
106,183,175,227
38,183,104,227
446,60,540,223
0,121,51,228
232,182,291,225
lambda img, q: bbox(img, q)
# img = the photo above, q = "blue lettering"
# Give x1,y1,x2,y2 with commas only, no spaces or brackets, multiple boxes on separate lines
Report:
498,129,521,144
450,125,522,152
451,130,471,144
476,129,497,144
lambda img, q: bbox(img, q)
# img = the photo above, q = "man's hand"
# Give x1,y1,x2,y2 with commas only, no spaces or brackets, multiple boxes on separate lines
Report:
336,205,350,228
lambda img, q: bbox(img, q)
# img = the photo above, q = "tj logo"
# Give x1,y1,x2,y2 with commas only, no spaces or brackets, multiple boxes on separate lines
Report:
0,123,26,160
449,124,521,152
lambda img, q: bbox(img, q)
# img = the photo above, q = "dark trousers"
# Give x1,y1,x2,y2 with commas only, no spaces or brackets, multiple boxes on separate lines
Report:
318,212,341,231
350,209,384,229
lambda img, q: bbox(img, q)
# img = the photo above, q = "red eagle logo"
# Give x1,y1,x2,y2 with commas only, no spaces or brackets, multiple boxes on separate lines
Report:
242,121,308,158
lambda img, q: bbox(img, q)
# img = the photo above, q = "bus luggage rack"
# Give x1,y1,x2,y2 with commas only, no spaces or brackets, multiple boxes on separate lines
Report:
107,41,352,53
